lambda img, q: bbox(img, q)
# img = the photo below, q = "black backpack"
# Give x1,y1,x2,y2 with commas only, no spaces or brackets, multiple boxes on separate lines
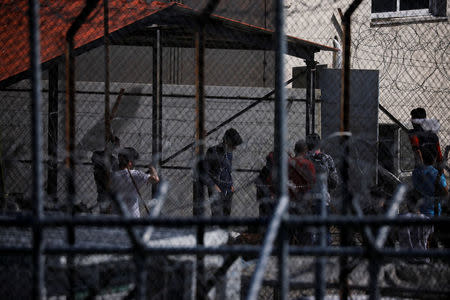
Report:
308,152,337,190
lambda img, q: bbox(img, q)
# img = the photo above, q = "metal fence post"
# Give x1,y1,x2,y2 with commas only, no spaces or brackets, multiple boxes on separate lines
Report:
47,64,58,203
194,23,206,300
104,0,110,148
274,0,288,299
28,0,44,298
152,28,162,196
315,174,327,300
65,2,100,299
305,58,316,135
339,2,363,299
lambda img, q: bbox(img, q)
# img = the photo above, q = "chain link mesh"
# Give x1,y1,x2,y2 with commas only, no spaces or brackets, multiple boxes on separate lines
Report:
0,0,449,299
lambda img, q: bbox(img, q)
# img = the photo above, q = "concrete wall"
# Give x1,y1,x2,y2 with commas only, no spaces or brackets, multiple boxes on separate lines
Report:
0,81,317,216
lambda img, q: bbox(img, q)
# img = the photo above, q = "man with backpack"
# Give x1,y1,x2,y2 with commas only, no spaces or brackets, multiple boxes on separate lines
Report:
409,107,443,169
305,133,339,245
408,108,447,248
306,133,339,200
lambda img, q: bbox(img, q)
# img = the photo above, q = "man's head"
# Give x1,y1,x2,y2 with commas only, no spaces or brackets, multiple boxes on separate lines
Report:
306,133,321,151
118,147,139,169
411,107,426,120
294,139,308,156
223,128,243,151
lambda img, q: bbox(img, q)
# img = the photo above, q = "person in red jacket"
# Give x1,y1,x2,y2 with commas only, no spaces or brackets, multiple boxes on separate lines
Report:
288,140,316,244
288,139,316,213
409,107,443,170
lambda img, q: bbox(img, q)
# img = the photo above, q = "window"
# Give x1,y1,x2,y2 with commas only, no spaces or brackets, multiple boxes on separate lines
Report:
371,0,447,19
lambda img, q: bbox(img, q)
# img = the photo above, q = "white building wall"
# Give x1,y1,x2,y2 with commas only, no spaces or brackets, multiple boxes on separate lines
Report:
284,0,449,150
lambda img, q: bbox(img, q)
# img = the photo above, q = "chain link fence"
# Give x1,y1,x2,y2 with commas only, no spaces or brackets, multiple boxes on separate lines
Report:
0,0,449,299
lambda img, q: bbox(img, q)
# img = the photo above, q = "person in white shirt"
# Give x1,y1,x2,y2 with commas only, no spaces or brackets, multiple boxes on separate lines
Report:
111,147,159,217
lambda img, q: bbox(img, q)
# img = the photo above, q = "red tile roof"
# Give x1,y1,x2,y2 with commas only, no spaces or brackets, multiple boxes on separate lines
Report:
0,0,176,83
1,0,336,85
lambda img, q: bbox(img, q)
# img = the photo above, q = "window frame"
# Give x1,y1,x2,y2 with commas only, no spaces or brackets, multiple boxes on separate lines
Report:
371,0,431,19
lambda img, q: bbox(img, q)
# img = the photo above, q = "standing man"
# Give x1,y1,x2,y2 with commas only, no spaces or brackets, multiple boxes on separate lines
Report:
288,140,316,214
409,107,443,169
306,133,339,245
91,135,121,214
306,133,339,200
412,149,448,217
202,128,243,216
111,147,159,217
288,140,316,245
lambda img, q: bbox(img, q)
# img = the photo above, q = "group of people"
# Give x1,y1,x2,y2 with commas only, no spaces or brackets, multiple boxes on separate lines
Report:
254,133,339,244
91,107,448,253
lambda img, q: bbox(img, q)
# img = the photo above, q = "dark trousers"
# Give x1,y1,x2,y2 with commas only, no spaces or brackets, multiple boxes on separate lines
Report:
209,189,233,217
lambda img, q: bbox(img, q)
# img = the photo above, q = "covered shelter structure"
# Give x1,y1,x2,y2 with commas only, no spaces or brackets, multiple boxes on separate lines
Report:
0,0,336,213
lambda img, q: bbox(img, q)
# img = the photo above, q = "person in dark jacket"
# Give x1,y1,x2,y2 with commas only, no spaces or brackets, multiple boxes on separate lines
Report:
305,133,338,245
288,140,316,214
201,128,243,216
91,136,121,214
305,133,339,199
255,152,276,217
409,107,443,169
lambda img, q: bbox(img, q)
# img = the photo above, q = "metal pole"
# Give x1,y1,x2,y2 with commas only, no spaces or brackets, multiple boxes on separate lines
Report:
339,2,363,299
28,0,44,298
194,25,206,300
65,24,77,300
305,59,317,134
65,2,99,299
278,221,289,300
315,174,327,300
158,33,163,166
274,0,288,298
104,0,110,148
152,29,162,196
135,253,147,300
47,64,58,202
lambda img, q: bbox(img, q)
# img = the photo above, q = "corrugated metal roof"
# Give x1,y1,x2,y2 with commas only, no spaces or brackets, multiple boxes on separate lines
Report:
0,0,336,85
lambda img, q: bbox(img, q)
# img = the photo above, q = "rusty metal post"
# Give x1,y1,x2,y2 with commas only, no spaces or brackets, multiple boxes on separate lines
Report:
104,0,110,147
339,1,363,300
152,29,162,198
102,0,112,210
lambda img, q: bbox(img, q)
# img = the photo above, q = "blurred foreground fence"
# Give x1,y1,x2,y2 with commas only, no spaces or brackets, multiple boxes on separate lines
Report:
0,0,449,299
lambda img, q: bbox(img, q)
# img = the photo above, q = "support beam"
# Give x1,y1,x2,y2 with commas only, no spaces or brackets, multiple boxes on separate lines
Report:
305,59,317,135
28,0,45,298
152,29,162,196
47,63,58,202
194,25,206,300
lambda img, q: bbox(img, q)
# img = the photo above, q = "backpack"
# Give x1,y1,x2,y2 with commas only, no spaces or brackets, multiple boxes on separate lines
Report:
307,152,337,190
